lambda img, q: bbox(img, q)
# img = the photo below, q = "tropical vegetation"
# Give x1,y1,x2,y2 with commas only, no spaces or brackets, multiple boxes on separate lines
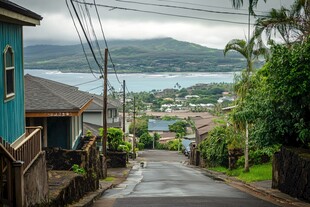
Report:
199,0,310,176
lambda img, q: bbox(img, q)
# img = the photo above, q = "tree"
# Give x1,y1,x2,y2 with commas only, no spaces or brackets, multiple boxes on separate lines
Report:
169,121,187,135
139,132,153,149
99,128,123,151
255,0,310,46
129,118,148,137
256,41,310,146
231,0,267,15
153,132,161,149
224,36,267,172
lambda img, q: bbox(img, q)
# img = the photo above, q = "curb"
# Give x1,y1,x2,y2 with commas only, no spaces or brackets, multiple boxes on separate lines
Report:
203,169,309,207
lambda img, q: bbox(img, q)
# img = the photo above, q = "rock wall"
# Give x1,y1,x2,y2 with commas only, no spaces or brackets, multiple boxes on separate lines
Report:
24,152,49,207
45,136,104,180
107,151,127,168
45,136,105,205
272,146,310,202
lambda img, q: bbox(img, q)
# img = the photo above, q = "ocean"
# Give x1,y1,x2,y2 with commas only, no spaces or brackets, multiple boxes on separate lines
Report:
25,69,237,94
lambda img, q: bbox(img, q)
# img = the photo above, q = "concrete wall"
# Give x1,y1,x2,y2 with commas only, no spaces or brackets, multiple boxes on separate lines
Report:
24,152,48,206
272,146,310,202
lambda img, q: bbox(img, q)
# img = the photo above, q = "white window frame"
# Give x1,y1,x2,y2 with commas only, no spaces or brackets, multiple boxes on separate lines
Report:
4,45,15,100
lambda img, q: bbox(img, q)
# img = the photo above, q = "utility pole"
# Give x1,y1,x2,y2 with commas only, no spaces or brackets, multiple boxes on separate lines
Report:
132,96,136,158
102,48,108,157
122,80,126,141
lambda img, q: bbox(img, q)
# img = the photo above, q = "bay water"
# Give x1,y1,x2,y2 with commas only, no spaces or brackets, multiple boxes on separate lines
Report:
25,69,237,94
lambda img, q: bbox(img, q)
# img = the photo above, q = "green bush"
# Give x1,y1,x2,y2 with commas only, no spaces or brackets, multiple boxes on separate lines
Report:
199,126,229,167
137,143,145,150
99,128,123,151
139,133,153,149
236,145,280,167
72,164,86,175
117,145,129,152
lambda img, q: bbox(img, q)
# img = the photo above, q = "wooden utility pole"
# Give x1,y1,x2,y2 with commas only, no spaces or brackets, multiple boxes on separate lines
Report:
122,80,126,141
102,48,108,157
132,96,136,156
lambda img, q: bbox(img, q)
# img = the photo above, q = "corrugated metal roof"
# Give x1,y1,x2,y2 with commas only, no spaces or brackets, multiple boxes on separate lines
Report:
148,119,177,132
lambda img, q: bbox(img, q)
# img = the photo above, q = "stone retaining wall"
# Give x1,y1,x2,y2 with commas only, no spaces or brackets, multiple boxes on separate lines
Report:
45,136,105,205
272,146,310,202
107,151,127,168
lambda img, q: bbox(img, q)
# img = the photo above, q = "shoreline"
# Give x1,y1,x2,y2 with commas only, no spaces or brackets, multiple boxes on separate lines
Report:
25,68,240,75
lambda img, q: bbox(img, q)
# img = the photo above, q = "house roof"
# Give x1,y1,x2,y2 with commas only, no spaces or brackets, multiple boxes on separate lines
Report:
148,119,177,132
85,94,121,112
194,117,214,129
25,74,93,116
0,0,42,26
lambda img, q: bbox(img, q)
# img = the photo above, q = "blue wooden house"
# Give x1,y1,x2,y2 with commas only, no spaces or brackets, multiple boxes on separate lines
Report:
0,1,43,206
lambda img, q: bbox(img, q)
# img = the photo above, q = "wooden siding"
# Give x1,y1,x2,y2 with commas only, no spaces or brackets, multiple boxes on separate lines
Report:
0,22,24,143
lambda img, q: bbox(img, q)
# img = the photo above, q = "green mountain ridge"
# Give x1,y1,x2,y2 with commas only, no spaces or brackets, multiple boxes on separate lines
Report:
24,37,247,73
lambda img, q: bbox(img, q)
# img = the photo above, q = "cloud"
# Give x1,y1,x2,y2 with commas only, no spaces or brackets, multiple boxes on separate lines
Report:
19,0,295,48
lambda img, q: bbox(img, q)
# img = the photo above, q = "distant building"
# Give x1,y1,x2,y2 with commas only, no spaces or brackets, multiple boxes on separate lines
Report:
83,95,121,136
148,119,177,134
185,95,200,99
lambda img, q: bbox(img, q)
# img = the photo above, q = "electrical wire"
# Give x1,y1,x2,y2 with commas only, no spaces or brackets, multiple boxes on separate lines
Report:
65,0,99,78
115,0,266,17
73,78,101,86
94,0,123,86
154,0,265,13
72,0,250,25
69,0,116,93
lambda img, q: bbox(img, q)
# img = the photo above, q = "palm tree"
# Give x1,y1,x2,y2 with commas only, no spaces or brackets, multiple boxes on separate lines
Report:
228,0,268,172
224,36,267,172
255,0,310,46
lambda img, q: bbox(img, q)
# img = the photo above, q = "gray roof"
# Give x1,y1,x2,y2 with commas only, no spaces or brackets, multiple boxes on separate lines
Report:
85,94,121,112
25,74,92,113
148,119,177,132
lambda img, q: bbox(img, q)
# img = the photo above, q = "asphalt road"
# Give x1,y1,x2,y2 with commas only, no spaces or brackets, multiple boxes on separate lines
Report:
93,150,278,207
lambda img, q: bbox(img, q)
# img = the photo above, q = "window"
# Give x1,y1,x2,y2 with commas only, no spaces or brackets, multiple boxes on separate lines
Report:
4,45,14,99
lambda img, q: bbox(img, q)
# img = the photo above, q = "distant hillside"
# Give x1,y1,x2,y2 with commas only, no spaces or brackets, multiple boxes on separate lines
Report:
24,38,247,73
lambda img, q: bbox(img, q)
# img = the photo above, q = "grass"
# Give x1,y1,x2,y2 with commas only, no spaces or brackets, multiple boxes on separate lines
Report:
103,176,115,182
209,163,272,183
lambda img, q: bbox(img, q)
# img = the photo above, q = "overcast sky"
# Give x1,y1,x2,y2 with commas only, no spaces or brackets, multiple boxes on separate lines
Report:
15,0,294,49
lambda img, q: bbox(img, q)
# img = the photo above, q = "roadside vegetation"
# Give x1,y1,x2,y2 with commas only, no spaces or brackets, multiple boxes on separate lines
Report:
199,0,310,182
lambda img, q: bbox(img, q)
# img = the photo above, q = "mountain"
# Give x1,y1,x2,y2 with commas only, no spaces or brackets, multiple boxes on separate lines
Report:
24,38,246,73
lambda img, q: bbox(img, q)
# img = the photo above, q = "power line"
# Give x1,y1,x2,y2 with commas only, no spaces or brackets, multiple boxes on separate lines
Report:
115,0,261,17
68,0,116,93
94,0,123,86
65,0,99,78
72,0,250,25
154,0,265,13
73,78,101,86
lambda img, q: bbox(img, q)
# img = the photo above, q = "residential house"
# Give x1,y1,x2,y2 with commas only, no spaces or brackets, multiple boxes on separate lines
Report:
0,2,44,206
147,119,177,142
190,115,216,166
25,74,93,149
83,94,121,136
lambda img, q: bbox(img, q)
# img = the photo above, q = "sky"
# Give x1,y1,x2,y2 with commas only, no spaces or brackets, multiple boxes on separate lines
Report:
15,0,294,49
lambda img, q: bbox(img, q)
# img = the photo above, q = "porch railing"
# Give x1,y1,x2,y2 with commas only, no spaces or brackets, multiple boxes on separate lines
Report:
0,126,42,174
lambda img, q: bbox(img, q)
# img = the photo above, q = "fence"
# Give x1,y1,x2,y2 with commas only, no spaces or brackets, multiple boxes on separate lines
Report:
0,126,42,174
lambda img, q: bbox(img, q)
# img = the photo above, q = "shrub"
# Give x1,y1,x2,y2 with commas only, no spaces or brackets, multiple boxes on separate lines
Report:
72,164,86,175
137,143,145,150
199,126,229,167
